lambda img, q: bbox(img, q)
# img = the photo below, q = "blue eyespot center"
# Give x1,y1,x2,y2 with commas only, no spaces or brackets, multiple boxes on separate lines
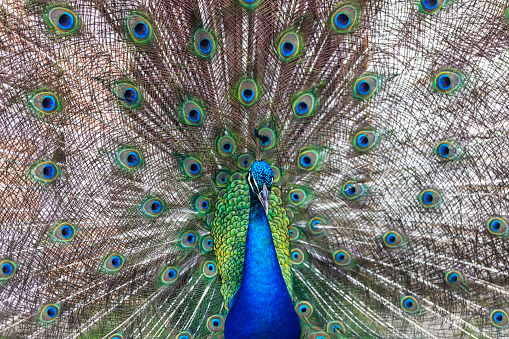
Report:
336,253,345,262
357,134,369,147
345,184,356,196
289,230,294,236
221,177,226,183
332,324,341,333
61,225,72,238
168,269,176,278
281,42,295,57
42,95,56,111
449,273,458,283
494,312,504,323
207,239,212,246
111,256,121,268
423,0,438,10
212,319,221,327
58,13,74,29
187,234,195,243
242,89,254,102
123,88,138,105
423,192,433,204
179,336,189,339
222,143,232,152
151,201,162,213
387,234,396,244
438,144,450,157
404,300,414,309
208,263,215,271
133,22,149,39
127,152,139,166
335,13,351,28
491,220,501,231
296,101,308,114
300,155,312,167
199,38,212,54
357,81,370,95
46,306,57,318
188,109,200,122
190,163,200,174
260,136,271,146
438,74,451,90
201,201,209,209
2,263,13,275
299,305,308,313
292,252,299,259
43,164,56,179
291,193,300,201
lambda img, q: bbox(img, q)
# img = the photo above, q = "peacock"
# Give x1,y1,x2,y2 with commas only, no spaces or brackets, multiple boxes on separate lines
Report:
1,0,509,337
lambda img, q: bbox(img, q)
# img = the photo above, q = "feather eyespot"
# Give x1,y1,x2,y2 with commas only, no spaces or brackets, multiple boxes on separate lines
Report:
47,7,77,34
298,149,319,170
39,304,60,323
288,189,307,206
237,154,253,170
292,92,316,118
353,75,379,99
286,209,295,220
181,231,197,248
490,310,509,328
435,140,461,160
295,301,313,318
53,222,76,243
327,320,346,335
331,4,360,33
0,260,16,281
278,31,302,61
341,180,366,200
116,83,141,108
353,130,378,152
117,149,142,170
487,217,508,237
289,227,300,241
333,250,353,266
239,0,261,9
127,14,152,43
30,92,60,115
434,71,462,94
215,171,230,186
183,157,203,178
195,196,211,214
176,332,192,339
257,128,277,149
181,100,204,126
445,270,464,286
291,248,305,265
107,334,124,339
160,266,179,285
207,315,224,333
102,253,124,273
203,260,218,278
194,29,216,58
237,79,260,106
308,217,325,234
31,161,59,183
206,214,215,229
201,235,213,252
420,0,446,13
141,197,164,217
217,135,236,156
401,296,420,314
383,231,404,249
419,189,442,208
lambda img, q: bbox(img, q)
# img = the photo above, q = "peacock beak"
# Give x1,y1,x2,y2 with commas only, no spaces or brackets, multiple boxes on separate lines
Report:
258,184,270,215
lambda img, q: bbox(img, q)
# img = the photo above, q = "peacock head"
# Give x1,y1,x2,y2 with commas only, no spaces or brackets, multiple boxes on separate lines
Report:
247,161,273,215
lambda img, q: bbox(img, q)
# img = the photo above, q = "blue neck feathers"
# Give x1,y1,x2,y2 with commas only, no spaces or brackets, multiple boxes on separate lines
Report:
224,192,300,338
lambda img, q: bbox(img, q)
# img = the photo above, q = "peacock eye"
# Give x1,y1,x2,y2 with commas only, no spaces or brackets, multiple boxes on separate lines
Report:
353,75,379,99
271,166,281,183
40,304,60,323
53,223,76,243
183,157,203,178
181,231,197,248
257,128,277,149
289,227,300,241
419,189,442,208
420,0,446,14
194,29,216,58
298,149,319,170
141,197,164,217
434,71,462,94
217,135,237,156
278,31,302,61
103,253,124,273
400,296,420,314
292,92,316,118
486,217,508,237
117,149,142,170
181,100,204,125
237,79,260,106
295,301,313,318
30,92,60,115
435,140,461,160
237,154,253,170
195,196,211,213
116,83,141,107
201,235,213,252
327,321,346,334
331,4,360,33
31,161,59,183
445,270,464,286
490,309,509,328
341,181,366,200
333,250,353,266
291,248,305,265
0,260,16,281
108,334,124,339
176,333,191,339
353,131,378,152
308,217,325,234
215,171,230,186
288,189,307,206
127,14,152,43
203,260,218,278
382,231,404,249
47,7,77,34
161,266,179,284
206,315,224,333
239,0,261,9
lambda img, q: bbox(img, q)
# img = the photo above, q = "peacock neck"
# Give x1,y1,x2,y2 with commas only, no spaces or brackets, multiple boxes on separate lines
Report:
224,192,300,338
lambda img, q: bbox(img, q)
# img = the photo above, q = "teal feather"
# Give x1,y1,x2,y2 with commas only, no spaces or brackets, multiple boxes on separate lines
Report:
0,0,509,338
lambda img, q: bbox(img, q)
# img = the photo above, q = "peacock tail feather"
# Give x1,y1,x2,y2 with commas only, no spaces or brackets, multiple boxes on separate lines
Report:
0,0,509,337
